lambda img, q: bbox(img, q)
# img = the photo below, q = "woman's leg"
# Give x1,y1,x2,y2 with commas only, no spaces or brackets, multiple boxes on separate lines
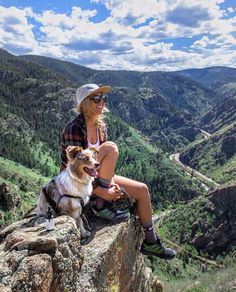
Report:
96,141,118,184
113,175,157,243
92,141,117,209
92,143,175,258
114,175,176,259
92,142,130,222
92,142,176,258
113,175,152,225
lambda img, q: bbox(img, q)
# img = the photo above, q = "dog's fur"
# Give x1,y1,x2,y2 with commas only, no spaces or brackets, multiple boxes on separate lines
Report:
37,146,99,238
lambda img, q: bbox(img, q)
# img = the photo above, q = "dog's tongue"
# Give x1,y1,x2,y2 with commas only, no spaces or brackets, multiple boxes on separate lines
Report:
84,167,98,177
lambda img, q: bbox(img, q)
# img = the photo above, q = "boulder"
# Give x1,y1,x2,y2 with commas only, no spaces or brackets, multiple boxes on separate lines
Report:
0,214,157,291
0,216,83,292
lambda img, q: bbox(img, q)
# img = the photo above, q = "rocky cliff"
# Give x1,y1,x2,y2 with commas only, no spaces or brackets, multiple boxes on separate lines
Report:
196,184,236,254
161,183,236,257
187,183,236,255
0,214,161,292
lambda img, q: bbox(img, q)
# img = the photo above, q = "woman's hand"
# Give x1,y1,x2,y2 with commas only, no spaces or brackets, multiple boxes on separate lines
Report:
110,178,120,190
94,185,124,201
109,185,125,201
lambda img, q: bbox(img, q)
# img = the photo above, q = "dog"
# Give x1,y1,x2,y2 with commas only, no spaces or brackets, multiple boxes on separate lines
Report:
36,145,99,238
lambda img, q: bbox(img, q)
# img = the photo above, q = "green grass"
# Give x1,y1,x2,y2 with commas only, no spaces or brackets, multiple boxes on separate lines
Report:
0,156,49,227
184,133,207,149
209,155,236,184
214,122,236,136
161,263,236,292
0,155,48,190
147,234,236,292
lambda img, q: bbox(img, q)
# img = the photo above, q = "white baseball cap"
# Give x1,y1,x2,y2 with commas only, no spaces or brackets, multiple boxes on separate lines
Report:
76,84,111,107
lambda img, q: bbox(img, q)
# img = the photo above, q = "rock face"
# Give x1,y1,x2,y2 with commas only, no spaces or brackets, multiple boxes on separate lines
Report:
0,183,20,211
0,214,156,292
77,217,151,292
192,184,236,254
208,184,236,252
0,216,83,292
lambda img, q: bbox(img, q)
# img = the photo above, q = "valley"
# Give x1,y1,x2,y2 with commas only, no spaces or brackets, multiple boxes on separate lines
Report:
169,152,220,190
0,49,235,291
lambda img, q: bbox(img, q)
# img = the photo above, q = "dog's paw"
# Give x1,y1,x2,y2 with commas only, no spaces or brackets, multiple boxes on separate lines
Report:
81,230,91,238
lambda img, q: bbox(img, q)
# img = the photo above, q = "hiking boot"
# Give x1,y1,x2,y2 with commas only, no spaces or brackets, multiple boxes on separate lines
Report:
92,202,130,223
140,237,176,259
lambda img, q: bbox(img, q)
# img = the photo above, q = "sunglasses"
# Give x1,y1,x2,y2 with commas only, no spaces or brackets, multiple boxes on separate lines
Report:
90,95,107,104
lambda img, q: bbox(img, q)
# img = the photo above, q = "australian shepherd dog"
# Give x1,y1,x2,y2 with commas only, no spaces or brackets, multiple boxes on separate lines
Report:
36,145,99,238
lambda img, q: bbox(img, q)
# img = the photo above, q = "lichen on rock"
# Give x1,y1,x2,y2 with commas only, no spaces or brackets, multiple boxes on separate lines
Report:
0,213,158,291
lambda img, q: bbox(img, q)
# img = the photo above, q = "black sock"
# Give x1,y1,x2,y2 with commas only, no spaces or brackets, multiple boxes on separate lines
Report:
94,178,111,210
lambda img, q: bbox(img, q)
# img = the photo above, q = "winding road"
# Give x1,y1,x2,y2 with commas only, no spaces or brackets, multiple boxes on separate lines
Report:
169,129,221,190
169,153,220,189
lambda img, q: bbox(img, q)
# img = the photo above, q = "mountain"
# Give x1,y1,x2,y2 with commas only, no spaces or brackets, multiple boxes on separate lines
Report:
0,49,204,226
178,66,236,89
180,123,236,185
197,95,236,133
178,66,236,99
0,48,74,174
150,184,236,292
0,156,48,228
20,54,94,85
21,54,215,116
180,95,236,184
20,53,219,151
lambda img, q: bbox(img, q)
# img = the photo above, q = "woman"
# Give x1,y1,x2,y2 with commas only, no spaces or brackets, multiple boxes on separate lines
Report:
60,83,176,259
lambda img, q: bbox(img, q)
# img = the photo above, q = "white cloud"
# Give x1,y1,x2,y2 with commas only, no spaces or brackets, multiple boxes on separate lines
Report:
0,1,236,71
0,6,38,53
192,34,236,50
227,7,235,14
93,0,225,28
91,0,158,25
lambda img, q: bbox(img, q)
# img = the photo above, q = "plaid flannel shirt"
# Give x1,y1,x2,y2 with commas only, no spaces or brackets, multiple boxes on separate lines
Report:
60,113,108,171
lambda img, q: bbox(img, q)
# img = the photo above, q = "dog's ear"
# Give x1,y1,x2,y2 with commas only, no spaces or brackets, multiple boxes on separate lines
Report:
66,146,83,161
89,147,99,156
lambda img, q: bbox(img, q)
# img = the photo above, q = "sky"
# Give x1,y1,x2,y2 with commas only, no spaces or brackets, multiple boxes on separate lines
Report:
0,0,236,71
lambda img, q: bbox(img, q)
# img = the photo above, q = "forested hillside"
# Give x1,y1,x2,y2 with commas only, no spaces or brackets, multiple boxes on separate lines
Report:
0,48,74,166
180,96,236,184
25,54,213,120
22,54,215,116
0,49,206,227
151,184,236,291
0,157,48,227
178,66,236,99
21,53,217,152
0,48,235,225
1,48,236,291
197,96,236,133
